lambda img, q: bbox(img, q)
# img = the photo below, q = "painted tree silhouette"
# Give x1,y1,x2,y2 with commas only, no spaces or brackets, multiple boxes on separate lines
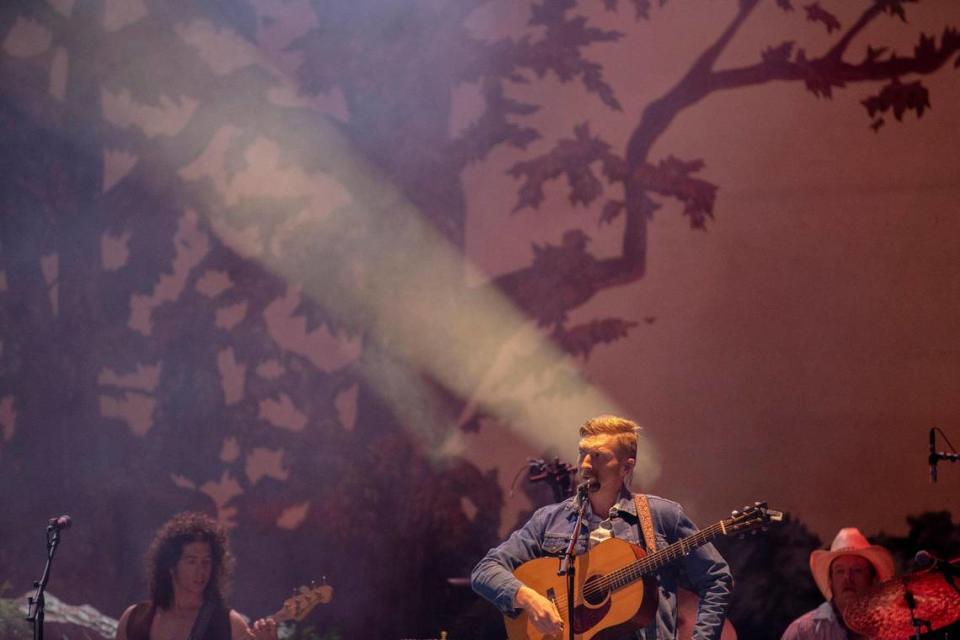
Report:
1,1,958,638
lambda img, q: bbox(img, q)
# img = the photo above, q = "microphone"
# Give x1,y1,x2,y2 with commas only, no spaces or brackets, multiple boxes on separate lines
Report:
48,515,72,531
929,428,938,484
914,550,937,570
577,478,600,495
913,550,959,578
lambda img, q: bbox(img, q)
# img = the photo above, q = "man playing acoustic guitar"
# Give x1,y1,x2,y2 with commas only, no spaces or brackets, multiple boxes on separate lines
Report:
471,415,733,639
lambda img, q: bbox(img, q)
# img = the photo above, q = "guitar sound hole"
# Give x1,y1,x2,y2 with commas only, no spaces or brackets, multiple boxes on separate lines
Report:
582,575,608,606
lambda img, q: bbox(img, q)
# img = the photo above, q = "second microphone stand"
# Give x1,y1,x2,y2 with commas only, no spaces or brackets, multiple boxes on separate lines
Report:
558,484,591,640
25,523,65,640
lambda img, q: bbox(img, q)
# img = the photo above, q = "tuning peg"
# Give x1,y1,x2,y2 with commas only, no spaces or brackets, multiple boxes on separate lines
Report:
731,510,740,517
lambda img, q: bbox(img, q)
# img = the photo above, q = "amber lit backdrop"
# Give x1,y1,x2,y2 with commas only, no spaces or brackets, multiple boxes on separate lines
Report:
1,1,958,638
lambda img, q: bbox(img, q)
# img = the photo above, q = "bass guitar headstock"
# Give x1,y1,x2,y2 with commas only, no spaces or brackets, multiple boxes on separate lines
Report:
723,502,784,536
274,581,334,623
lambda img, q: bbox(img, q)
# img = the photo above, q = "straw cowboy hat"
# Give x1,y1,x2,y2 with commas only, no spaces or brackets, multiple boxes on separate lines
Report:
810,527,895,600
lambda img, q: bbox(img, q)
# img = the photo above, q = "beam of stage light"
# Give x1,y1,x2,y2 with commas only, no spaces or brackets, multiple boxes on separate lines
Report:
96,11,660,486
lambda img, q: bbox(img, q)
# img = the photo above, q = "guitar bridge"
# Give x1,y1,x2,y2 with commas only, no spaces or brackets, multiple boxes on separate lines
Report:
545,587,568,632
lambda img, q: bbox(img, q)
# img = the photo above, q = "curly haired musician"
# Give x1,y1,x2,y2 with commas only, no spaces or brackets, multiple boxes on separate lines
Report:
471,415,733,639
115,512,277,640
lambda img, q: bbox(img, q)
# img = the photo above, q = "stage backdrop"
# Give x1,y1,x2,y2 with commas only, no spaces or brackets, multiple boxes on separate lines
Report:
1,1,958,638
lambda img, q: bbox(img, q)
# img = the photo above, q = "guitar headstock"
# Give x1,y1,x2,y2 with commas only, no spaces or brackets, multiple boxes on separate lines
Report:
274,582,334,623
723,502,784,536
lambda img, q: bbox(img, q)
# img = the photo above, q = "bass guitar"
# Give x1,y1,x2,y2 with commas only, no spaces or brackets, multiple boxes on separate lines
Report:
270,582,334,623
504,502,782,640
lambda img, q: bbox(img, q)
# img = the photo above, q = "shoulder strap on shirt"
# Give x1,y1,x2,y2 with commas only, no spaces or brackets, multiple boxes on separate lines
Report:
633,493,657,553
124,602,154,640
187,600,215,640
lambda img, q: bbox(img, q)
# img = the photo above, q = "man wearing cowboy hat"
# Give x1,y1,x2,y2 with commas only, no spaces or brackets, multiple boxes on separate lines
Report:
781,527,895,639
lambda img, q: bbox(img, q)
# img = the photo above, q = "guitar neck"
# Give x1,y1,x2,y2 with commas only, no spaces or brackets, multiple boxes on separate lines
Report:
605,519,729,591
270,610,294,624
646,520,728,572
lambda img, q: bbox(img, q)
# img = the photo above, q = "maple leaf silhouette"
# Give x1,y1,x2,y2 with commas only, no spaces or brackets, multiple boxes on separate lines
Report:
634,156,717,228
803,2,841,34
877,0,918,22
601,0,661,20
945,27,960,55
861,78,930,122
863,46,889,64
497,229,603,327
632,0,653,20
517,1,624,110
914,33,939,62
554,317,639,359
600,199,625,225
508,122,618,212
762,41,795,66
452,79,541,166
794,49,845,98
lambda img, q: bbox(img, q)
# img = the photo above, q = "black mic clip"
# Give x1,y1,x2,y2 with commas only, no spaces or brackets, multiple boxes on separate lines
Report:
576,478,599,499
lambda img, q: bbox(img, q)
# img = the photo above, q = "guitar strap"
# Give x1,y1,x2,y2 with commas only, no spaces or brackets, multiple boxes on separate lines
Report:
187,600,215,640
633,493,657,553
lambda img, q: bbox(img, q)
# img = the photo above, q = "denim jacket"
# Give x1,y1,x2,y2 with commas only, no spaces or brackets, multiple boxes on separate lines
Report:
471,489,733,639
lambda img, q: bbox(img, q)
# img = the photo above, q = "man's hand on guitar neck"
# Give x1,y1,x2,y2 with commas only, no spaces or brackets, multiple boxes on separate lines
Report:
229,611,278,640
250,617,278,640
514,585,564,636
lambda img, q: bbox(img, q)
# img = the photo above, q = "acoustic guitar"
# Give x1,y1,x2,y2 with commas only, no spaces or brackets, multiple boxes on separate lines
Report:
504,502,782,640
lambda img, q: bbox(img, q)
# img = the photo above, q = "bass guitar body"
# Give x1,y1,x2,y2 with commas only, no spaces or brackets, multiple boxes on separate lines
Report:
504,538,657,640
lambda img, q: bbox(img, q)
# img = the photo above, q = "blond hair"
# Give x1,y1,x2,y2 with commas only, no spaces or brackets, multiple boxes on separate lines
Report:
579,415,640,462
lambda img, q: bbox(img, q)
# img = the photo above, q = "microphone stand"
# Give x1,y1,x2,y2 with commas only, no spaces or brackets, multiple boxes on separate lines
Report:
904,589,932,640
929,427,960,482
559,486,590,640
25,523,65,640
927,555,960,598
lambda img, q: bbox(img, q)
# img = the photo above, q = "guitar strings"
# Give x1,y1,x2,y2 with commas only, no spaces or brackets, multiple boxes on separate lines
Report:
547,511,767,625
547,520,729,618
593,522,724,595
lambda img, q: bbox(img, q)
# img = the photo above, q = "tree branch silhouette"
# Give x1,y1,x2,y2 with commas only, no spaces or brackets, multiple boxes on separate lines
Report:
491,0,960,359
